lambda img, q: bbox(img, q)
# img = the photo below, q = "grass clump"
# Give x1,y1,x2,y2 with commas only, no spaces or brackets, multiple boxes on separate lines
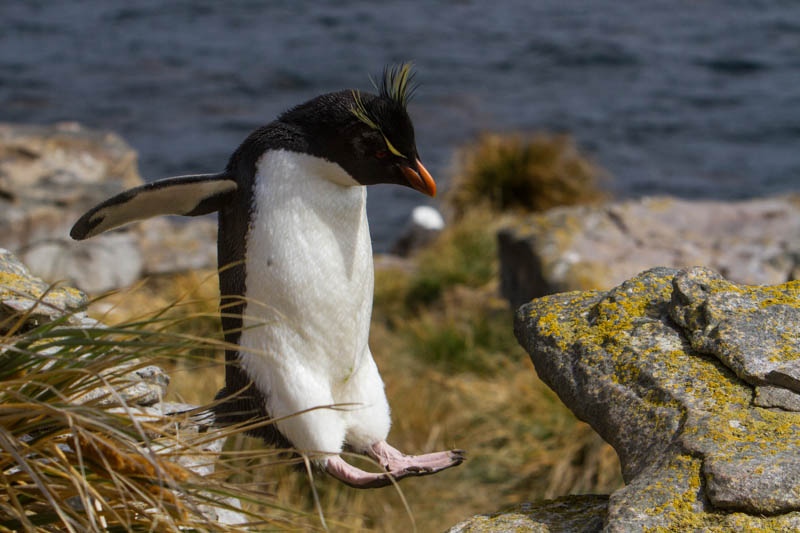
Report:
447,132,607,219
0,289,321,532
405,208,498,309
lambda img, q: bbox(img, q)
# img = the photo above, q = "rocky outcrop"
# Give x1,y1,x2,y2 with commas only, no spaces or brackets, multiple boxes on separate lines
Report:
0,122,217,293
506,267,800,531
499,195,800,308
446,495,608,533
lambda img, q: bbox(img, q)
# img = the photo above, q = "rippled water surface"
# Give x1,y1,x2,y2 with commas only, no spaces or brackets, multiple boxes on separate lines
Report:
2,1,798,248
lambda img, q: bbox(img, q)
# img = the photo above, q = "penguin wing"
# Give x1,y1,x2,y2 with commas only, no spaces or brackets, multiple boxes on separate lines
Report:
70,172,237,240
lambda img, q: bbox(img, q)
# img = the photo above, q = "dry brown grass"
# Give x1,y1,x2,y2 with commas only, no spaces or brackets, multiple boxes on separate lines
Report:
446,132,608,220
0,296,326,532
91,208,623,532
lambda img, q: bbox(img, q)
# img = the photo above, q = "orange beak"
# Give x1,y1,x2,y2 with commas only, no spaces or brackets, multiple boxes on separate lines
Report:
400,159,436,197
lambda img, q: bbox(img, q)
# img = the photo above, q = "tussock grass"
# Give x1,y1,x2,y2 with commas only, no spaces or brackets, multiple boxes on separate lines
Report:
0,291,325,532
446,132,608,219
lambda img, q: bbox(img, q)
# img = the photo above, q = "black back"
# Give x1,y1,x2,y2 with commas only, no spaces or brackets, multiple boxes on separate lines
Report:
211,120,307,447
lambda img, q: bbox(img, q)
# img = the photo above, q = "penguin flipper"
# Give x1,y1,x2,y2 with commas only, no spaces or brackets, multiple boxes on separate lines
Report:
70,173,237,240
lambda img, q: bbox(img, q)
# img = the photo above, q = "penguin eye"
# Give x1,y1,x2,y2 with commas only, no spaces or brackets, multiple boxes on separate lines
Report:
375,149,389,159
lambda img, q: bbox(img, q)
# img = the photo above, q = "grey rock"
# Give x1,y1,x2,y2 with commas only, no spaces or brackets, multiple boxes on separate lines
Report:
499,195,800,308
754,385,800,411
670,266,800,393
0,247,93,329
0,248,168,406
514,267,800,530
0,122,141,245
141,403,249,526
0,122,218,293
76,364,170,407
22,232,144,294
137,217,217,276
445,495,608,533
702,447,800,515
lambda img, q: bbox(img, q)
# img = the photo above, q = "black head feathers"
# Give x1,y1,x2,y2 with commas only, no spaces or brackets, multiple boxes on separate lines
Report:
350,62,418,132
376,62,418,109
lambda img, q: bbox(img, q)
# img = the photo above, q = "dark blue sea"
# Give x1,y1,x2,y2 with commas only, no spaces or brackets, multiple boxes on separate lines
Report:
1,1,798,250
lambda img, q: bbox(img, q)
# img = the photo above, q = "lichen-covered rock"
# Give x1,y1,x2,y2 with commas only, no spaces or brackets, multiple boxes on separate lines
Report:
499,195,800,308
0,247,91,327
0,122,218,293
445,495,608,533
670,267,800,397
514,267,800,530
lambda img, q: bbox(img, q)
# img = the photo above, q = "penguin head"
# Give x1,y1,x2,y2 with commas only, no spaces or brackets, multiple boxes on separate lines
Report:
278,64,436,197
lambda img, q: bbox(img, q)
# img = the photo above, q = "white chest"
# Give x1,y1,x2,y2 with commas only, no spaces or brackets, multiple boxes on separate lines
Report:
239,150,374,382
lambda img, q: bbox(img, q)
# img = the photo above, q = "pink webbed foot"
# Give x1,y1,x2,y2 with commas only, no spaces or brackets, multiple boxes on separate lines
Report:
324,441,465,489
367,440,464,475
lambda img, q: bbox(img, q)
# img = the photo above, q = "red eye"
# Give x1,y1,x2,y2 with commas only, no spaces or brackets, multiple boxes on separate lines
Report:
375,149,389,159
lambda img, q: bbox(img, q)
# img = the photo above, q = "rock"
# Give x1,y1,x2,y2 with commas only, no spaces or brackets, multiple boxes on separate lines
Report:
0,121,141,196
0,122,141,248
670,267,800,394
132,402,248,526
22,232,144,293
137,217,217,275
0,247,92,329
754,385,800,411
445,495,608,533
513,267,800,530
75,364,171,408
390,205,445,256
499,195,800,308
0,122,218,293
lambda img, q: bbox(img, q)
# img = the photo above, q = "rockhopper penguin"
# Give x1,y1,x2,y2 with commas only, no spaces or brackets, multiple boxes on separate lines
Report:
70,64,464,488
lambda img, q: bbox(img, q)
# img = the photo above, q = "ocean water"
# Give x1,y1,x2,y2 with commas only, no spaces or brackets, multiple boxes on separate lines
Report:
1,1,798,250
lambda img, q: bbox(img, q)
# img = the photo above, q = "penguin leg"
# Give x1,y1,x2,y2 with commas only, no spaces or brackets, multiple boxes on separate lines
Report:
325,455,396,488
